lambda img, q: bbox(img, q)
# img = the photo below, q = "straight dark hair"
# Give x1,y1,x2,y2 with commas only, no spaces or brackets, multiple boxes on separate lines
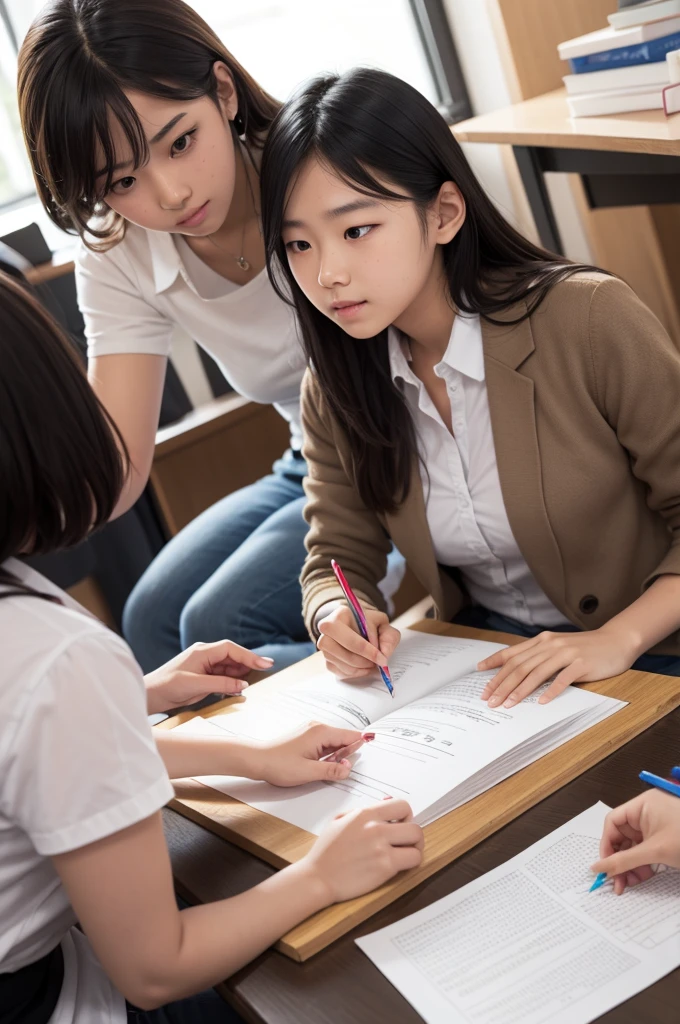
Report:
261,69,604,514
18,0,280,249
0,273,128,601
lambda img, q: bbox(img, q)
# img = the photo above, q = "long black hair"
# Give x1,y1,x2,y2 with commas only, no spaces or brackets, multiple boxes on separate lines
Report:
18,0,280,248
0,273,128,601
261,69,603,514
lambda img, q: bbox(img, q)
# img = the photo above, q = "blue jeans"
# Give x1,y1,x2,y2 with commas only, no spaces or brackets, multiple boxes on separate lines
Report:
123,451,316,673
127,989,242,1022
453,606,680,676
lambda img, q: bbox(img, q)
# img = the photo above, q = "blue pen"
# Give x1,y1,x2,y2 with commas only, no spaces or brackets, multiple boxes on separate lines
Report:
671,766,680,782
589,872,608,893
639,770,680,799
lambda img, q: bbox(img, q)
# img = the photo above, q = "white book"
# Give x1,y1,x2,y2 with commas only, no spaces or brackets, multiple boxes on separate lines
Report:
357,804,680,1024
558,17,680,61
563,59,670,94
664,80,680,110
174,630,624,834
609,0,680,30
567,84,665,116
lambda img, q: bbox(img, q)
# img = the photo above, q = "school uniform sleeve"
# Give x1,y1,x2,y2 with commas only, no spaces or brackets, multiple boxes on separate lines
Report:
76,242,174,360
587,275,680,586
1,628,174,856
300,369,392,636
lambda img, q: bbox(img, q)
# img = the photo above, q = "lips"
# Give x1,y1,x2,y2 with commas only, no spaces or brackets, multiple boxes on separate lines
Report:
331,300,367,319
177,201,209,227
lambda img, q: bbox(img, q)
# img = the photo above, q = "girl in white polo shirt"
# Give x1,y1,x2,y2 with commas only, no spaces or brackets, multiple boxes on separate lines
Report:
18,0,400,677
0,271,422,1023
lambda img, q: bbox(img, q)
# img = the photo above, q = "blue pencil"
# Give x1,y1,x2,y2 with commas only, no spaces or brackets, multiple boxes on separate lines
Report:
639,770,680,799
589,872,607,893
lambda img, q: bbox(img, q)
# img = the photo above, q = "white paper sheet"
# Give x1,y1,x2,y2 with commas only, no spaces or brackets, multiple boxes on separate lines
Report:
174,673,623,837
356,803,680,1024
195,631,508,742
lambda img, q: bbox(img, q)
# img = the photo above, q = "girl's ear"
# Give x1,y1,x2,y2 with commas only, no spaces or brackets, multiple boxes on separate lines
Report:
433,181,466,245
212,61,239,122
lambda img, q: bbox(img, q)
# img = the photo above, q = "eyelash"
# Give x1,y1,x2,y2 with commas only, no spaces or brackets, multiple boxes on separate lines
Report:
108,127,199,196
285,224,376,253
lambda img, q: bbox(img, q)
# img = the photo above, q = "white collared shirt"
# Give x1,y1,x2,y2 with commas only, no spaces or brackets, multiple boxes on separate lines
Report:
0,559,173,1022
388,315,570,628
76,224,306,448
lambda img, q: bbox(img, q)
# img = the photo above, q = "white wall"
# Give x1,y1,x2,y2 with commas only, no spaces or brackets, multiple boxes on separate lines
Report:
442,0,593,263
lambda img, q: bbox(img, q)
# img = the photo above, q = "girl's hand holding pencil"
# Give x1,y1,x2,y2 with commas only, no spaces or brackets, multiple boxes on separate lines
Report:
316,563,401,685
591,789,680,895
317,603,400,680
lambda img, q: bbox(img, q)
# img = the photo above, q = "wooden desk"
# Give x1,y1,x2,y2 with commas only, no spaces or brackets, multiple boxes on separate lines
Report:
453,87,680,255
164,703,680,1024
162,619,680,959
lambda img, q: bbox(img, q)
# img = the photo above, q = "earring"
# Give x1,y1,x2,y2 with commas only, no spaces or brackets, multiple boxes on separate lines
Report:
233,110,245,136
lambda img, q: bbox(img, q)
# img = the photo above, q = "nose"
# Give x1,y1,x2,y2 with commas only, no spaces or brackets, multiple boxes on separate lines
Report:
153,168,192,211
318,248,351,290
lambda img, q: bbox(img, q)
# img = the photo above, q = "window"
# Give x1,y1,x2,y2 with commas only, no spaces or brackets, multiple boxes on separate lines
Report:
190,0,469,122
0,0,469,210
0,1,41,206
193,0,438,107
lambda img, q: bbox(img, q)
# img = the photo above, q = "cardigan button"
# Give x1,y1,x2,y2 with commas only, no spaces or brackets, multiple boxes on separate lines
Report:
579,595,599,615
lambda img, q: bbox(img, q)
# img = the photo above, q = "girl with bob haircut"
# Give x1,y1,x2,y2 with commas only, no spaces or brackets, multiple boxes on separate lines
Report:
0,271,422,1022
261,68,680,706
19,0,403,679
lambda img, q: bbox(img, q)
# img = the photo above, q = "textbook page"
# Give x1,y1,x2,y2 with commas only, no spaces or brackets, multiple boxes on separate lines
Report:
175,674,622,835
357,803,680,1024
202,630,507,740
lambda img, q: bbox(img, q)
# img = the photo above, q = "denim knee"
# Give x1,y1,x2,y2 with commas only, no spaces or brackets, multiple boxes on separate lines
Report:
122,579,155,652
179,586,243,650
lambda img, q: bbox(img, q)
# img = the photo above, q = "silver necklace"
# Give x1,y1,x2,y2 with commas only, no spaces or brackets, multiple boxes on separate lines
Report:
207,142,258,271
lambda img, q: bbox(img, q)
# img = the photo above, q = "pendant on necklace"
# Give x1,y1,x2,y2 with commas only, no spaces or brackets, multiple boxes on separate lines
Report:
236,256,250,271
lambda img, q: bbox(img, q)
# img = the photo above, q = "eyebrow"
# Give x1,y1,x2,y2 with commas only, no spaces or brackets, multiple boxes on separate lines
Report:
95,112,188,179
283,198,380,229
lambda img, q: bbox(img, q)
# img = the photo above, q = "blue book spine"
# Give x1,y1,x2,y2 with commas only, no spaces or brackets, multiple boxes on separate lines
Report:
569,31,680,73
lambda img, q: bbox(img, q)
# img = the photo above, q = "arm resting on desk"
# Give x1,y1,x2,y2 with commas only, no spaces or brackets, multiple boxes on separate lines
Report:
52,800,422,1009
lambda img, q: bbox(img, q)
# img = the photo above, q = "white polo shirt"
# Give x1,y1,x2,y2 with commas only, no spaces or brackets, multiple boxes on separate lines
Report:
0,559,174,1023
388,315,570,628
76,225,306,449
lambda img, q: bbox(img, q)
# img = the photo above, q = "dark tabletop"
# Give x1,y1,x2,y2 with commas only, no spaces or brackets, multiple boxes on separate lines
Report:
164,706,680,1024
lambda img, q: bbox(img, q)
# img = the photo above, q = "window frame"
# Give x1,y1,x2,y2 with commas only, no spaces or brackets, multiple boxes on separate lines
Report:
0,0,472,213
409,0,472,125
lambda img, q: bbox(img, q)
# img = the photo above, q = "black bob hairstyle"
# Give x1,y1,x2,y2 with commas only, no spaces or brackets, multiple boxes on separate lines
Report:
0,273,128,601
261,68,603,514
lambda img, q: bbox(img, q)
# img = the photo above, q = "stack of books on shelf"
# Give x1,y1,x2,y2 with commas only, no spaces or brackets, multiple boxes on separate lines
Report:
558,0,680,116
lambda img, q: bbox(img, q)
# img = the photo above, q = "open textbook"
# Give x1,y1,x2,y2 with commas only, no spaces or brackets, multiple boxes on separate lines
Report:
357,803,680,1024
175,630,625,835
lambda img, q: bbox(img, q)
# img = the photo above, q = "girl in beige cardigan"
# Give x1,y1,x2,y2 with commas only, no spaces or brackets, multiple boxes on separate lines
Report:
260,68,680,709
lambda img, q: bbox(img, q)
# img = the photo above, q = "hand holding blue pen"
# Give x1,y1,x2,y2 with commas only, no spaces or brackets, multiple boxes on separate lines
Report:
590,773,680,896
330,559,395,697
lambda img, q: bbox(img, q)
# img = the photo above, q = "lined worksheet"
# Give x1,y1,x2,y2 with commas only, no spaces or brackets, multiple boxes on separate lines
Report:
357,803,680,1024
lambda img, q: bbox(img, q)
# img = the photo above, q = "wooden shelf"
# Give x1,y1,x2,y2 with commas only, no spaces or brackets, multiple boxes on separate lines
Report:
454,87,680,156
